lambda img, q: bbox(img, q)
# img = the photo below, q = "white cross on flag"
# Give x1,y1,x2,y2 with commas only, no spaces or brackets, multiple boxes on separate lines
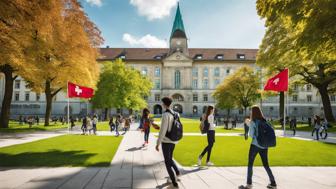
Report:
68,82,94,98
264,69,289,92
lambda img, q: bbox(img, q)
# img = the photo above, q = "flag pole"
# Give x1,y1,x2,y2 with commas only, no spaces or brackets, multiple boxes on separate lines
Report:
283,92,286,137
67,82,70,133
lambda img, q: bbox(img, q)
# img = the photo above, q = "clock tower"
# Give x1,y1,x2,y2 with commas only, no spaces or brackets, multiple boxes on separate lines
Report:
169,3,188,56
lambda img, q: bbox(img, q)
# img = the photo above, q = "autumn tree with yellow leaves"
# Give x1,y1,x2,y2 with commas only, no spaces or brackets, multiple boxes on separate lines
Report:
0,0,103,127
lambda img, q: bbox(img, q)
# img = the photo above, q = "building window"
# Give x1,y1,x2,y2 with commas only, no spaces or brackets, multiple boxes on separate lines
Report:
141,67,148,76
226,68,231,75
203,79,209,89
203,94,208,102
195,54,203,60
214,79,220,86
203,68,208,77
154,55,162,60
192,68,198,77
193,94,198,102
307,95,312,102
25,92,30,101
331,95,336,102
155,94,161,102
292,95,298,102
239,109,244,115
14,80,20,89
192,79,198,89
175,70,181,89
216,54,223,60
15,92,20,101
237,54,245,59
306,84,312,91
214,67,220,77
36,94,40,101
154,67,160,77
154,79,160,89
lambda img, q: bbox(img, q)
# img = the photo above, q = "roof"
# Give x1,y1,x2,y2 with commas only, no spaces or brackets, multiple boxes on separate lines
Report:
171,3,186,39
98,48,258,61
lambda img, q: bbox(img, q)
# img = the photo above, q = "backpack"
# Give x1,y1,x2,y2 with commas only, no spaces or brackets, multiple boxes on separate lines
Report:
255,119,276,148
200,116,209,134
165,110,183,141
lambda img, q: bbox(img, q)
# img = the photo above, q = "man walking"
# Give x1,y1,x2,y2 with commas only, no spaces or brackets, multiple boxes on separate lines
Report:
155,97,181,188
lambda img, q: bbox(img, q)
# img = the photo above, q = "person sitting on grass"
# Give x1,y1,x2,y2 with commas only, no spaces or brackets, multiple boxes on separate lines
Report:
239,106,277,189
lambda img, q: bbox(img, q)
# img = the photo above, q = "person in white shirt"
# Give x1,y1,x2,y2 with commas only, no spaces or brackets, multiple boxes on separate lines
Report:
198,105,215,166
155,97,180,188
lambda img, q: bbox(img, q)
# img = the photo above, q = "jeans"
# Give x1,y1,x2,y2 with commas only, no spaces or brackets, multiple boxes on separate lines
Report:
162,143,180,184
247,144,276,185
144,127,150,142
312,128,319,140
200,130,215,162
115,124,119,135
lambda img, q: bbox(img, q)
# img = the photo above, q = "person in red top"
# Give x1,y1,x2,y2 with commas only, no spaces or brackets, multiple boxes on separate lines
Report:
139,108,159,146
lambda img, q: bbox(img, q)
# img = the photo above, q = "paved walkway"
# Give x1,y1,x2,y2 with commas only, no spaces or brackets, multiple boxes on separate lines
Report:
0,130,67,148
1,123,336,188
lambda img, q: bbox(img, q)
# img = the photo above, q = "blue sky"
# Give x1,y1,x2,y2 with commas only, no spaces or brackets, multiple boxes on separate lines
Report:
80,0,265,49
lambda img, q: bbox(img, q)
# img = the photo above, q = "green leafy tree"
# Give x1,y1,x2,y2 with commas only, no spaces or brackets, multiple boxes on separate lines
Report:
213,66,261,115
256,0,336,122
91,59,152,119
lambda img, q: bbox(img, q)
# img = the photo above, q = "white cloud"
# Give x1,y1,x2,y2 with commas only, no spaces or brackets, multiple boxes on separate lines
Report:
85,0,102,7
122,33,167,48
130,0,178,20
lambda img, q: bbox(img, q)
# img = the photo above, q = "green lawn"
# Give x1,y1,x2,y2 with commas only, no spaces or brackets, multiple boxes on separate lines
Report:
0,121,72,133
174,136,336,166
96,118,243,133
0,135,122,167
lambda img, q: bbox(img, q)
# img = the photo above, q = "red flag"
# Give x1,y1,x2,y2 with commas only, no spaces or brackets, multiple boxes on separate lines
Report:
264,69,289,92
68,82,94,98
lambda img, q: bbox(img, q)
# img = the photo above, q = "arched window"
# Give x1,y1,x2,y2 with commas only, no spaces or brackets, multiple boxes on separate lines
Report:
175,70,181,89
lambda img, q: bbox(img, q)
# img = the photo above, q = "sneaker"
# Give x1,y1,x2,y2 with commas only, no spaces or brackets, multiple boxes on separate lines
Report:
206,162,214,166
238,184,252,189
172,182,179,188
267,184,277,189
197,156,202,166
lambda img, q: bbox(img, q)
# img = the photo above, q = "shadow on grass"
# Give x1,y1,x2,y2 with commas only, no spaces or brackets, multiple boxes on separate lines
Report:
0,149,110,167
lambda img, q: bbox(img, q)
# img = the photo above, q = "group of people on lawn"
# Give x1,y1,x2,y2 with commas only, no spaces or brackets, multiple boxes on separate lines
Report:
139,96,277,189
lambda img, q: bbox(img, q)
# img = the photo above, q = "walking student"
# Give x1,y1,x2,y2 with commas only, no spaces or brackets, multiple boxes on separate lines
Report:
81,116,87,135
239,106,277,189
290,117,297,136
198,105,215,166
139,108,159,146
92,115,98,135
312,115,321,140
155,97,181,188
109,117,115,132
244,116,250,140
115,115,122,136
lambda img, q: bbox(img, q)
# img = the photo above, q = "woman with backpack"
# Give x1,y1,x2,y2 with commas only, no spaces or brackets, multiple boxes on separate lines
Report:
198,105,215,166
139,108,159,146
239,106,277,189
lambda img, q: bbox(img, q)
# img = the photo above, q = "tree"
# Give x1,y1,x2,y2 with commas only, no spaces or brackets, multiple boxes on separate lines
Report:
91,59,152,119
24,0,103,126
256,0,336,122
0,0,51,128
213,66,261,116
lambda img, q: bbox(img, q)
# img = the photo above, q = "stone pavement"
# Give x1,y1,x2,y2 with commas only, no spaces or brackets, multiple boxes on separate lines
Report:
1,123,336,189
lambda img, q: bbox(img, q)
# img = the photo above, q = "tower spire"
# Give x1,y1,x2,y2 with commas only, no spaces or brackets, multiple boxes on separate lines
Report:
170,2,186,39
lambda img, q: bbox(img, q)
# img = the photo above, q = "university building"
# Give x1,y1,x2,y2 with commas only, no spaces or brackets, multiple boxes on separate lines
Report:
0,5,335,119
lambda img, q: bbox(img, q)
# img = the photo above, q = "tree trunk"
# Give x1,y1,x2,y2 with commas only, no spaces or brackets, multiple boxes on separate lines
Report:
44,80,53,126
317,85,335,122
0,65,15,128
104,108,109,121
244,107,247,117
